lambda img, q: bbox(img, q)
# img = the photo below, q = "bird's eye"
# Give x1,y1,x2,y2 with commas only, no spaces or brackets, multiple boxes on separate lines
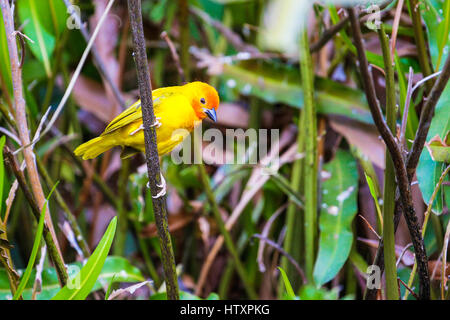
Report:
200,98,206,105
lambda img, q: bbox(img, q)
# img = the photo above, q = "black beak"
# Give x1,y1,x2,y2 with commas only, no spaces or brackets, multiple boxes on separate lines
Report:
203,108,217,122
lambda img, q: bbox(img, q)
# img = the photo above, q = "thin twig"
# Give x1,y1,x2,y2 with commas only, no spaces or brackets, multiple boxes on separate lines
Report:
62,0,126,110
396,243,413,267
407,54,450,179
398,278,419,300
253,234,306,284
160,31,186,83
3,147,68,286
310,16,349,53
127,0,179,300
257,204,287,273
399,67,414,149
390,0,404,62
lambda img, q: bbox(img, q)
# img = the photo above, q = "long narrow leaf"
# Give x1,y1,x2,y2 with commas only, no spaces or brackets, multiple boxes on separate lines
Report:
51,217,117,300
13,182,59,300
0,136,5,216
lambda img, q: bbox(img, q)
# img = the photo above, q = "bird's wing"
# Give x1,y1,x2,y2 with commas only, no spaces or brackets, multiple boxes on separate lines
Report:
101,91,174,136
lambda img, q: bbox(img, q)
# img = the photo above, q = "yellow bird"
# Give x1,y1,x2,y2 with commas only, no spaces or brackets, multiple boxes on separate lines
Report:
74,81,220,160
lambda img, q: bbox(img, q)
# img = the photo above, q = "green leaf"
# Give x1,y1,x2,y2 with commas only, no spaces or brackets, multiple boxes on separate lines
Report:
17,0,57,77
419,0,450,71
395,52,418,144
221,60,373,124
51,217,117,300
13,182,58,300
313,150,359,286
298,285,339,300
149,290,219,300
425,132,450,163
417,85,450,215
278,267,296,299
416,0,450,214
364,172,382,224
0,256,144,300
47,0,68,37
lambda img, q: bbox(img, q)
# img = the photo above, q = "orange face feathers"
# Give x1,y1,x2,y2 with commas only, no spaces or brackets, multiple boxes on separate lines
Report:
183,81,220,122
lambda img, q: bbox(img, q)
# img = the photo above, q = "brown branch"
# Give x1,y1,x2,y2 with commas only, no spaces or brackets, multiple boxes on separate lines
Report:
160,31,186,83
127,0,179,300
407,54,450,178
3,147,68,286
310,17,349,53
0,0,64,260
365,48,450,301
348,8,430,300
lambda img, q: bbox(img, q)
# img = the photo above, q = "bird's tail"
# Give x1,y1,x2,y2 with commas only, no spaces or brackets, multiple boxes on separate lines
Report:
74,135,117,160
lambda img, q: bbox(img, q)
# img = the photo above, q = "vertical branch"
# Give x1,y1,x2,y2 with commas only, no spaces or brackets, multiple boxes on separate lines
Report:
348,8,430,299
300,26,317,284
407,54,450,178
378,25,399,300
127,0,179,300
0,0,64,263
178,0,190,82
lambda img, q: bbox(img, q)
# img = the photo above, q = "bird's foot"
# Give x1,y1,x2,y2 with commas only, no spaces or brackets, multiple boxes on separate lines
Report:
147,172,166,199
150,117,162,128
129,118,161,136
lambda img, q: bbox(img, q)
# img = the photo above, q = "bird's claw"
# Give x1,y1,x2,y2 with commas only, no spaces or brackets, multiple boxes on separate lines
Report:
129,118,161,136
147,172,166,199
150,117,162,128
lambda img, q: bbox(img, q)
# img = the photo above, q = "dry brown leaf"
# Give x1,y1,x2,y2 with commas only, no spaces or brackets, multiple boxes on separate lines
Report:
330,118,385,169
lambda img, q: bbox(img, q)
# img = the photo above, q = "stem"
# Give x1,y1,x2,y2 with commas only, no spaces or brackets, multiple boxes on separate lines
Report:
127,0,179,300
4,147,68,286
178,0,190,83
404,164,450,299
0,0,63,260
113,158,130,256
407,0,434,91
378,25,399,300
300,26,318,284
280,102,305,294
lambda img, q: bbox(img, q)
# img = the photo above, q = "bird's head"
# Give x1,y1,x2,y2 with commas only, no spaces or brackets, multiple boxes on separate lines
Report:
184,81,220,122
